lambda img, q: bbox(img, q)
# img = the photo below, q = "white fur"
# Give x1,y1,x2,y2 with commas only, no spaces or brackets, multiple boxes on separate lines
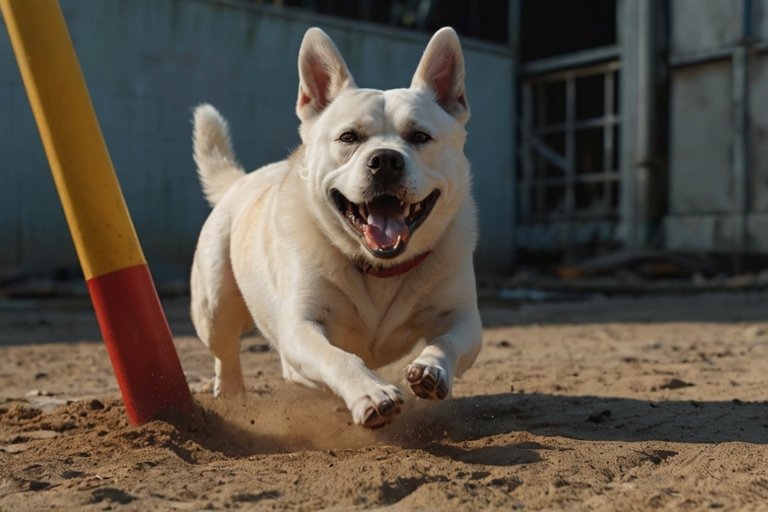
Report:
190,27,483,428
192,105,245,207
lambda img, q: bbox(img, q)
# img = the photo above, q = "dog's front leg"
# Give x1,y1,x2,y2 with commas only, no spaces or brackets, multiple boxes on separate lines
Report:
405,308,482,400
279,320,404,428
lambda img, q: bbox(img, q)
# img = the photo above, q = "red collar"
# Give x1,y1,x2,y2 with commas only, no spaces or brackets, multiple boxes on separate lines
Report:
358,251,433,278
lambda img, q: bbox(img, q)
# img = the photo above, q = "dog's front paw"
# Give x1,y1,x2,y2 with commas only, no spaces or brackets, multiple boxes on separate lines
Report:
351,386,404,428
404,363,449,400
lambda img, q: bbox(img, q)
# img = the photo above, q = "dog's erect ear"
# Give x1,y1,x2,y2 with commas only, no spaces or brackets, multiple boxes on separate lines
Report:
296,28,355,122
410,27,470,124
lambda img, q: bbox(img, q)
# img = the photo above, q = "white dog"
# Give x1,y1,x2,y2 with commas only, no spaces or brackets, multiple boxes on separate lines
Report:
190,27,482,428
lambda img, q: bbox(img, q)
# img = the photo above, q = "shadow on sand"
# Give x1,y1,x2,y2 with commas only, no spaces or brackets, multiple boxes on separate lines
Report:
166,389,767,470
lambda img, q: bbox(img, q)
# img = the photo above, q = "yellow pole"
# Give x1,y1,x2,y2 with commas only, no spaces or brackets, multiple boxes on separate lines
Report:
1,0,193,424
1,0,142,278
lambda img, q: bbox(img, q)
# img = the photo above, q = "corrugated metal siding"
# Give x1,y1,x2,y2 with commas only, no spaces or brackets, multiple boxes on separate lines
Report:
0,25,66,273
0,0,515,278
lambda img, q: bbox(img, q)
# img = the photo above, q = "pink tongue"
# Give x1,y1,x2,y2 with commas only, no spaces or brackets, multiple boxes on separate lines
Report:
363,196,409,251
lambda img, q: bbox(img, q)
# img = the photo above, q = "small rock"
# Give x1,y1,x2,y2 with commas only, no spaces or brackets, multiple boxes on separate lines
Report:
87,399,105,411
659,378,694,390
231,490,281,502
2,443,29,453
26,389,54,397
5,405,41,421
28,480,51,491
90,488,135,505
22,430,59,440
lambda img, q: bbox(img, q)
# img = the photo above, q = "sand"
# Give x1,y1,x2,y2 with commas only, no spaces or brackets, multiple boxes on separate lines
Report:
1,291,767,511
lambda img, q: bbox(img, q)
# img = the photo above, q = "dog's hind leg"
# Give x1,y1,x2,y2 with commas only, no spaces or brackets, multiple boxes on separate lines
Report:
191,235,251,397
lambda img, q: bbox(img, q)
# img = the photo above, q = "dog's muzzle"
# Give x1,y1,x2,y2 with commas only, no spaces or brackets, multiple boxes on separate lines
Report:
330,188,440,259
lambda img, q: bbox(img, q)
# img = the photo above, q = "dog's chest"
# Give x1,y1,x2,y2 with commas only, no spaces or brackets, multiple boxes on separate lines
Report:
320,279,436,368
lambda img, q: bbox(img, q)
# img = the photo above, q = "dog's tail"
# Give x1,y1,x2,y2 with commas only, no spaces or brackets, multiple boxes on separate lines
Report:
192,104,246,207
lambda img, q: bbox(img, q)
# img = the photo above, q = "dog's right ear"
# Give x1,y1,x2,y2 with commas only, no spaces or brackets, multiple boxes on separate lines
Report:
296,28,355,122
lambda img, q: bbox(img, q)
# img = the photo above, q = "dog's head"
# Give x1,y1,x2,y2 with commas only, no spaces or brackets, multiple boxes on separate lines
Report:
295,27,471,267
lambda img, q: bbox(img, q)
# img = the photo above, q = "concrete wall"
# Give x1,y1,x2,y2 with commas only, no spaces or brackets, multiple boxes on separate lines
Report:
0,0,515,280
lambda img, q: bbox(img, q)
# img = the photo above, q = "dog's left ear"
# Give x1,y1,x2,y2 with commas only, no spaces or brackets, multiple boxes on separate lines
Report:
297,28,356,122
411,27,470,124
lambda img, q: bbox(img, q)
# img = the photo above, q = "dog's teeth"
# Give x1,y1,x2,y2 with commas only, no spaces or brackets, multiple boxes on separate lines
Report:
359,203,368,220
403,203,410,216
414,203,422,214
393,235,403,250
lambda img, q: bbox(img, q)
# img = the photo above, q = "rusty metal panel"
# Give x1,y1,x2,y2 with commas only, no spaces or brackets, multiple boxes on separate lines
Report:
670,0,742,56
669,61,733,215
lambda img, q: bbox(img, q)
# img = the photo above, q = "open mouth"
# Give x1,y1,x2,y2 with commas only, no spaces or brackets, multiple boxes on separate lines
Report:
331,189,440,259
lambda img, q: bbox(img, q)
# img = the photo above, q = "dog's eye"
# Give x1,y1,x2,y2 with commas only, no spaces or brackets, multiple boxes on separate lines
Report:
338,131,360,144
409,131,432,145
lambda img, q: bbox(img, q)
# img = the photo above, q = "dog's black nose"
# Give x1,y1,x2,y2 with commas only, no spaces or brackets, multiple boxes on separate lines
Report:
367,149,405,183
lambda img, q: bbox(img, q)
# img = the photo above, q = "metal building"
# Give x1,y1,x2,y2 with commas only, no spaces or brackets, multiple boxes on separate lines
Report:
1,0,766,287
0,0,514,281
514,0,768,271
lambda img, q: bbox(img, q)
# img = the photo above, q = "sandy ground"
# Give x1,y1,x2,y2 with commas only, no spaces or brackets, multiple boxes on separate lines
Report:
0,291,767,511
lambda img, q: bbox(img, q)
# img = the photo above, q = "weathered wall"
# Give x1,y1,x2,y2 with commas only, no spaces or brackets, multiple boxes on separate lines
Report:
0,0,514,280
665,0,768,253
